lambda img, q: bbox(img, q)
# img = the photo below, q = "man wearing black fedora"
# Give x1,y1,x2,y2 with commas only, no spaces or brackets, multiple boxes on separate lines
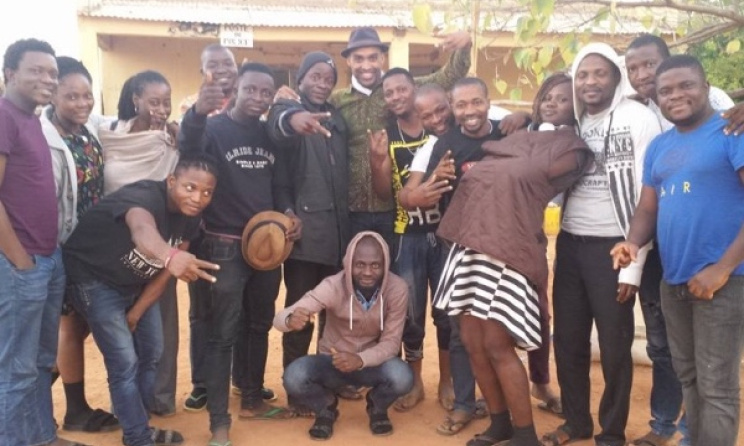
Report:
329,26,472,257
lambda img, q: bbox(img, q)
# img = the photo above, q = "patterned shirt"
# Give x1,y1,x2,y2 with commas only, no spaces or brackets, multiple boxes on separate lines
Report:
63,127,104,216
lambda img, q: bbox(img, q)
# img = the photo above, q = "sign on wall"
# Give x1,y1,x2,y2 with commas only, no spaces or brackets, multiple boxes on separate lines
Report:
220,25,254,48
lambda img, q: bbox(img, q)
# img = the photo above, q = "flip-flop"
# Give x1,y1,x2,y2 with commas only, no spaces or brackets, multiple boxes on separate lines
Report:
238,405,296,420
466,433,511,446
436,411,474,436
626,431,673,446
536,397,565,418
208,441,232,446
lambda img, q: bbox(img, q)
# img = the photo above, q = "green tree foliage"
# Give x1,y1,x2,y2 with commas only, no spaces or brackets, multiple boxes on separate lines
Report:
411,0,744,100
688,30,744,94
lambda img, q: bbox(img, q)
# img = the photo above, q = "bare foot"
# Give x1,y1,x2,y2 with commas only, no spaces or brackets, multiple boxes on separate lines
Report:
209,426,230,446
438,379,455,411
531,383,563,417
531,383,559,404
393,380,424,412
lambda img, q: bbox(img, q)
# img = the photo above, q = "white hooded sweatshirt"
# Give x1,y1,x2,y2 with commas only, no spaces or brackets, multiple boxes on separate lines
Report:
563,43,661,286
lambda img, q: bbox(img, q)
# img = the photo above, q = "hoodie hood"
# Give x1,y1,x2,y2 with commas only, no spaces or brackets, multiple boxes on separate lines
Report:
571,43,627,122
342,230,391,331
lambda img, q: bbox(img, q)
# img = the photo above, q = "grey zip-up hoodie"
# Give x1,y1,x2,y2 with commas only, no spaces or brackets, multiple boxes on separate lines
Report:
273,231,408,368
570,43,661,286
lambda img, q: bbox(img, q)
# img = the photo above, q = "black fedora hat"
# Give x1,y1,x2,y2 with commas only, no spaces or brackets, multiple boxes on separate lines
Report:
341,27,389,58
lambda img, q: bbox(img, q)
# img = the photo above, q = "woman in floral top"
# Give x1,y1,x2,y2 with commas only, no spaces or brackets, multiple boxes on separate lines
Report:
41,56,118,434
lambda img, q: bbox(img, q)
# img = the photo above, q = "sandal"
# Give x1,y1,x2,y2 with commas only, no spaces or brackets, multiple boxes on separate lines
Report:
466,433,511,446
437,410,474,436
208,442,232,446
366,392,393,436
540,425,590,446
289,403,315,418
63,408,120,433
474,398,489,419
238,404,296,420
309,400,339,441
536,397,565,418
368,412,393,436
151,428,184,446
627,431,673,446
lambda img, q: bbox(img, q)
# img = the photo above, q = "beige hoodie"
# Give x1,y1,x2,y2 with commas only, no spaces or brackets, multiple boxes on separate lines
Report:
273,231,408,368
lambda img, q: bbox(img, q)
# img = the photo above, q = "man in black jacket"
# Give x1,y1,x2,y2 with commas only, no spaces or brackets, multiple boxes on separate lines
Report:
266,52,350,413
179,62,301,446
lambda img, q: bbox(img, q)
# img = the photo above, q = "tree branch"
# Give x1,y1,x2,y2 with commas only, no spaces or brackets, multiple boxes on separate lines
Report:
669,22,742,48
557,0,744,25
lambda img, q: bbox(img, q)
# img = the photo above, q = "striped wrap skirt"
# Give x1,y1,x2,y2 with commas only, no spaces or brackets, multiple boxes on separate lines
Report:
433,243,542,351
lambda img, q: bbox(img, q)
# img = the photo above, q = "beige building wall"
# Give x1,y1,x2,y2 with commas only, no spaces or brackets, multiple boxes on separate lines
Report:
79,16,627,116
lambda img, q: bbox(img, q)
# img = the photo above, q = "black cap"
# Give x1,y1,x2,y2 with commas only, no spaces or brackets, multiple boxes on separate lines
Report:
341,27,389,58
297,51,337,86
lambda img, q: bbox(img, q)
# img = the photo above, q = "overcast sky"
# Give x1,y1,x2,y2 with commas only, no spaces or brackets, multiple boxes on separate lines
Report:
0,0,80,60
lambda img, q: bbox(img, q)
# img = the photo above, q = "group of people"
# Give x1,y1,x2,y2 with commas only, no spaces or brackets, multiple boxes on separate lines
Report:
0,22,742,446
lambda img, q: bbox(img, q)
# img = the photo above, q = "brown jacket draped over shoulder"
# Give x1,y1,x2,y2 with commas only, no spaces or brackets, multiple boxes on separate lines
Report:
436,127,592,302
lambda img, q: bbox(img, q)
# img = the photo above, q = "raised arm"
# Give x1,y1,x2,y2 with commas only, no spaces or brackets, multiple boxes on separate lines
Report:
414,31,472,90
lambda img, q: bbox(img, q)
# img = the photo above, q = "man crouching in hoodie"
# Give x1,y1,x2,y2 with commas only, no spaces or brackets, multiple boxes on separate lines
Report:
273,231,412,441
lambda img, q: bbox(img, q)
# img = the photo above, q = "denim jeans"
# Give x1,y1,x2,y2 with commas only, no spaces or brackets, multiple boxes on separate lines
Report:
69,279,163,446
393,232,450,361
449,315,478,414
282,259,338,369
349,211,396,259
151,278,178,415
0,248,64,446
639,248,688,440
188,264,268,396
661,276,744,446
199,235,280,432
283,354,413,415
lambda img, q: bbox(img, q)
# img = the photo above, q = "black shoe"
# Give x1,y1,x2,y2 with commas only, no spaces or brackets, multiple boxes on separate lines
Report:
365,392,393,436
183,387,207,412
231,386,277,402
262,387,277,402
309,398,339,441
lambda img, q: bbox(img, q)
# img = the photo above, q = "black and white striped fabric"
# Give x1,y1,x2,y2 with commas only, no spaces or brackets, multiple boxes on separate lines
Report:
433,243,542,351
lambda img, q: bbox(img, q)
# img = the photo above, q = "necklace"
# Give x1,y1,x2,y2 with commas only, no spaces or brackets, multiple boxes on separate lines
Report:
396,120,426,155
52,112,89,144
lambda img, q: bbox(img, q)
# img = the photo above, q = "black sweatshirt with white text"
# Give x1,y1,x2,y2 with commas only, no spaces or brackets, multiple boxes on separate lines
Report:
178,107,291,236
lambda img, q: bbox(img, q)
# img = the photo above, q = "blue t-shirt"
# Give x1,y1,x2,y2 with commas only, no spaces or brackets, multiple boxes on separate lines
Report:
643,114,744,284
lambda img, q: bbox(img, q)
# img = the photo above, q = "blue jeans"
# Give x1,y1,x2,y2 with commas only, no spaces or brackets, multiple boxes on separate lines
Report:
0,249,64,446
283,354,413,415
69,279,163,446
639,249,688,441
199,235,280,432
661,276,744,446
449,315,479,414
393,232,450,361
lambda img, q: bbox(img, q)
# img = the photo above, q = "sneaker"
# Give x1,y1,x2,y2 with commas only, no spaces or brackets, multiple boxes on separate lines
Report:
183,387,207,412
